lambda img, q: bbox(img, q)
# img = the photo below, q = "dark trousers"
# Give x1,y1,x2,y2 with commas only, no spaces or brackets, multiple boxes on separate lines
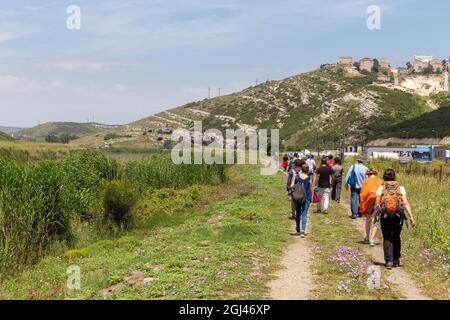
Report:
331,180,342,202
380,216,404,262
291,197,295,218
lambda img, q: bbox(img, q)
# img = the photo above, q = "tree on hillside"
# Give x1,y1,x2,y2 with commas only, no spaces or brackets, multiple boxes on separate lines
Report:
422,64,434,75
45,134,59,143
406,61,413,70
371,59,380,73
353,62,360,71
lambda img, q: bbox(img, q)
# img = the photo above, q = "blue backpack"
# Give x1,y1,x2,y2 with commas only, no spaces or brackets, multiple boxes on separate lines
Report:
347,165,357,187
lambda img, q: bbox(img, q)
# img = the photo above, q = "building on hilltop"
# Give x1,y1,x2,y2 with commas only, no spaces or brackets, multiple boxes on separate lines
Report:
430,59,443,72
359,58,374,72
413,55,433,72
414,55,433,63
339,56,353,66
379,58,391,69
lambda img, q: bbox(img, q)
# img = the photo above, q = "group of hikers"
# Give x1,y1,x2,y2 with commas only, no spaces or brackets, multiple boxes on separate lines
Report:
281,152,416,270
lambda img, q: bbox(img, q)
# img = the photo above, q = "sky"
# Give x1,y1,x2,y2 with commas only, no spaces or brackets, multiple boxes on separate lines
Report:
0,0,449,127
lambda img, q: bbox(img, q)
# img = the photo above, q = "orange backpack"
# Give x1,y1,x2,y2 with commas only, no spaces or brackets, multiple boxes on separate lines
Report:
380,181,404,215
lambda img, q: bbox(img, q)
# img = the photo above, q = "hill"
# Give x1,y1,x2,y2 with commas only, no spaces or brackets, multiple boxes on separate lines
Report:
18,122,117,142
76,66,448,150
0,131,12,141
0,126,26,135
382,106,450,139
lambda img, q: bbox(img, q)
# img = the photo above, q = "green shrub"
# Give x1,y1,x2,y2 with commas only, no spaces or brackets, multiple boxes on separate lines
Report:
122,154,227,190
0,159,72,269
104,133,121,141
102,180,136,228
60,152,119,220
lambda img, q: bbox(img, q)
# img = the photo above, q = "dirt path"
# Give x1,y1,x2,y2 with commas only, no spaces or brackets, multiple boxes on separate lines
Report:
339,202,432,300
267,220,314,300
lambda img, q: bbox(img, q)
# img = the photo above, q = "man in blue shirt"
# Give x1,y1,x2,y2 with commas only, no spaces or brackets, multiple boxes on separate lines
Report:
345,158,368,219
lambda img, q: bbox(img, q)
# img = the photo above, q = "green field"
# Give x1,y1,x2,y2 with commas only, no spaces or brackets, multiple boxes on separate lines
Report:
0,151,448,299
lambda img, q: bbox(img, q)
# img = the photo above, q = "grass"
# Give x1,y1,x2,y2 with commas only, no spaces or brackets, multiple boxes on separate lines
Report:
0,165,290,299
1,157,448,300
308,203,402,300
0,140,79,161
363,159,450,299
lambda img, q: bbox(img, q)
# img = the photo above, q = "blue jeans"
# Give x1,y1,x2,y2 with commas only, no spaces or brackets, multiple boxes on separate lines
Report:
293,199,310,233
350,187,361,217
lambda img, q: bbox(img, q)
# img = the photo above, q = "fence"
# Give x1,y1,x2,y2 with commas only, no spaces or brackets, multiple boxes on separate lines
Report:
389,161,450,181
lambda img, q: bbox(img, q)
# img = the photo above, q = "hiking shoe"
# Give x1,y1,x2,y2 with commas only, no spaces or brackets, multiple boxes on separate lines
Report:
393,260,400,268
316,210,322,214
369,241,375,247
300,232,306,238
323,210,328,214
363,238,370,245
385,261,393,270
351,215,357,219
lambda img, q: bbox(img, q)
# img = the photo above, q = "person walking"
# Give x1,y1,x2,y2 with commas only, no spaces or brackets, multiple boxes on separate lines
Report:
345,158,368,219
281,154,289,172
315,158,333,214
306,154,316,178
326,154,335,168
286,159,305,220
331,157,344,203
287,163,313,237
376,168,416,269
360,168,383,246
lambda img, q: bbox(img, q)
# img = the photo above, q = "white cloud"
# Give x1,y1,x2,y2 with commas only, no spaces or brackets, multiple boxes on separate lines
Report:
0,74,244,126
0,31,17,43
36,60,142,72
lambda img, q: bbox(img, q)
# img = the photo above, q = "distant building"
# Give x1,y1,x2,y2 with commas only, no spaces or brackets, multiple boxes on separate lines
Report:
379,58,391,69
430,59,443,72
415,55,433,63
339,56,353,66
359,58,374,72
413,59,429,72
413,55,433,72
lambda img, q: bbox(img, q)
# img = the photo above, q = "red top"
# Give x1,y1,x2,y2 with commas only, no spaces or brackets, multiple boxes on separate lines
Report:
327,159,335,168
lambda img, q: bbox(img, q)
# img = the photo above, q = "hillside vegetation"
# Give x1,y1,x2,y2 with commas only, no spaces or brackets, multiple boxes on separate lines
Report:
18,122,116,143
76,66,441,150
0,131,12,141
382,106,450,139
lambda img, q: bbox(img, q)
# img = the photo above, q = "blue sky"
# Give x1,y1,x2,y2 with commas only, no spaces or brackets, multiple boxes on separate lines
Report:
1,0,449,127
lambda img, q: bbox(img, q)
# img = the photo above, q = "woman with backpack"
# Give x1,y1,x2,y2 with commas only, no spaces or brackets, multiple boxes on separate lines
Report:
287,161,313,237
376,168,416,269
360,168,383,247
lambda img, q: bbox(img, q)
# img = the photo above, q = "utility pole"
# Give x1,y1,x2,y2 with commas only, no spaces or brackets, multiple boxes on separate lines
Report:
443,59,449,92
218,88,221,97
208,87,211,99
432,129,439,140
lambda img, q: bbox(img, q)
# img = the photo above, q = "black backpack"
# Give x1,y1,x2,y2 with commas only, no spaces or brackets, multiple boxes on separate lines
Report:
291,171,307,204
